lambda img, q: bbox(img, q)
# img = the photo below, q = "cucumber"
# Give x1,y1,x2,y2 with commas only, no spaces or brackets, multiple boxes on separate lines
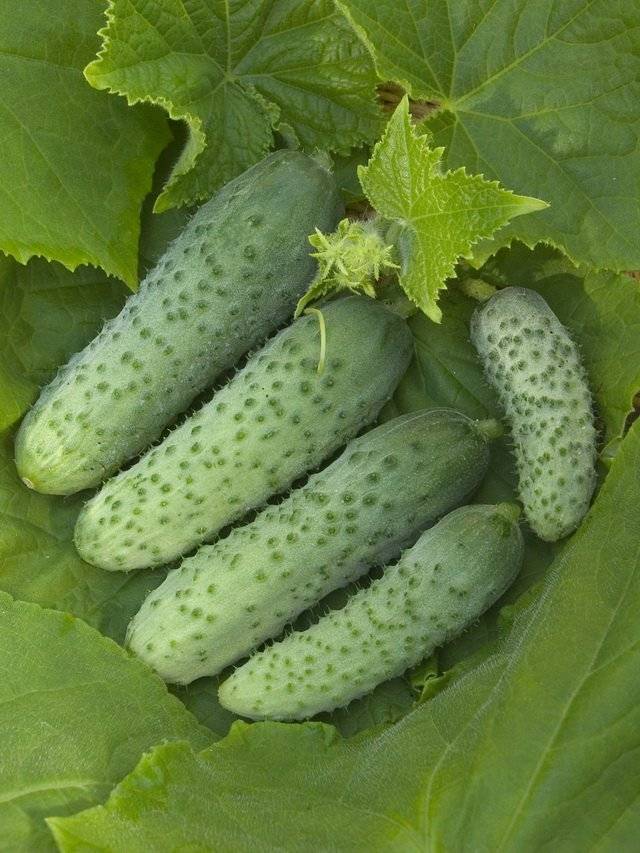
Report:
218,503,524,720
127,409,499,683
471,287,597,541
74,297,413,572
15,151,343,495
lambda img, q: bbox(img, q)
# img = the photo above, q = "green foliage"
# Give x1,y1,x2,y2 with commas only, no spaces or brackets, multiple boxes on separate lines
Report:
0,0,168,285
331,147,371,204
0,593,211,851
171,677,238,740
317,678,416,737
50,419,640,848
339,0,640,273
85,0,382,210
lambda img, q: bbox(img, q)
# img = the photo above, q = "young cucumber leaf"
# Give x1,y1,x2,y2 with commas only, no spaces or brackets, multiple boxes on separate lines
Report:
297,99,545,321
0,0,168,286
85,0,381,211
0,593,211,852
359,98,546,321
338,0,640,272
50,419,640,850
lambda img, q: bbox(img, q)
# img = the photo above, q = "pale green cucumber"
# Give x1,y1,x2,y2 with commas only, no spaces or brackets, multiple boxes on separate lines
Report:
127,409,499,683
15,151,343,495
471,287,597,540
74,297,413,572
218,503,523,720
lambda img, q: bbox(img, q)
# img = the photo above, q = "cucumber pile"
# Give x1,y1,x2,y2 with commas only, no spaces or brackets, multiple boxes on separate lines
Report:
16,154,599,721
127,410,499,682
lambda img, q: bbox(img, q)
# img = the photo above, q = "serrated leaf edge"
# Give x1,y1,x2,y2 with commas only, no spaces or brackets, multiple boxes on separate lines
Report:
359,98,547,322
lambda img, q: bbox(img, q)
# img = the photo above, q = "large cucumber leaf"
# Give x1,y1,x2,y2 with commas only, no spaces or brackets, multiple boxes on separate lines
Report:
338,0,640,272
0,593,211,851
85,0,382,211
0,0,168,285
50,416,640,850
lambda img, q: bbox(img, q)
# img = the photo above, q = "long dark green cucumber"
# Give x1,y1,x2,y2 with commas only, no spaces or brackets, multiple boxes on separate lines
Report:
74,297,413,572
15,151,343,495
219,504,524,720
127,409,497,684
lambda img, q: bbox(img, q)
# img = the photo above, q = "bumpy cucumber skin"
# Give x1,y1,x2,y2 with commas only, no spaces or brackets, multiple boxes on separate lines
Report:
74,297,413,572
15,151,343,495
127,409,493,683
471,287,597,541
218,504,524,720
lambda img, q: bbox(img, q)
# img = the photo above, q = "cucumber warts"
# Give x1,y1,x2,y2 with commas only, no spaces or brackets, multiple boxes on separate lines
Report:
15,151,343,495
219,503,524,720
127,409,498,683
75,297,413,572
471,287,597,541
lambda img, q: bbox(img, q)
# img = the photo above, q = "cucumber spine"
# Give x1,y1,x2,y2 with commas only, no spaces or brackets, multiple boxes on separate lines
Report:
127,408,496,683
218,503,524,720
